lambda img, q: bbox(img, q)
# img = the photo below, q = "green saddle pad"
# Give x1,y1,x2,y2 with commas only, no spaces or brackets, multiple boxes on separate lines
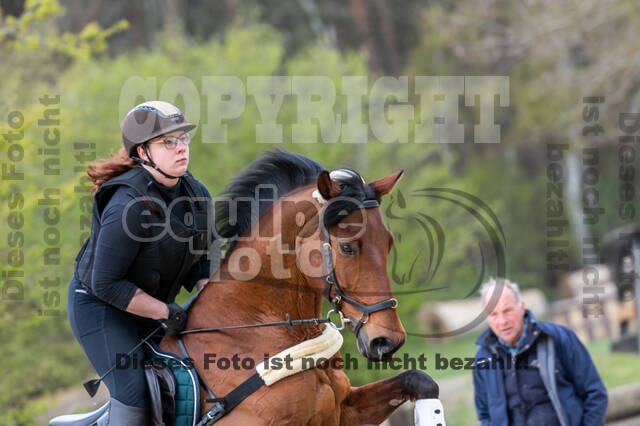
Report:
146,342,201,426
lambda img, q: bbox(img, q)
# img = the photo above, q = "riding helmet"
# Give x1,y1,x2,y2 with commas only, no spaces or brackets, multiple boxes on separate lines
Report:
121,101,196,157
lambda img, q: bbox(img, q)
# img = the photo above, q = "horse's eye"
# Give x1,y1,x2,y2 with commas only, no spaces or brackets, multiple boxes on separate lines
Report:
339,242,357,256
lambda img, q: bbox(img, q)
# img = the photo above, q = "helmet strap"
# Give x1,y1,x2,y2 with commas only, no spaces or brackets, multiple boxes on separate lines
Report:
131,144,180,180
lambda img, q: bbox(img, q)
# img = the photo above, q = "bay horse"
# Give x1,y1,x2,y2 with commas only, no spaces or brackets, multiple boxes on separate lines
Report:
160,150,439,425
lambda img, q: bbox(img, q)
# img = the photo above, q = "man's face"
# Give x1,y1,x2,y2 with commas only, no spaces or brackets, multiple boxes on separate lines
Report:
484,287,525,347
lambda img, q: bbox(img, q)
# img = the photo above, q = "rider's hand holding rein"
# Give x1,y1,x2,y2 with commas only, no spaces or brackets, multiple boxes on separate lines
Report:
126,275,207,333
125,279,208,325
125,288,173,320
159,303,187,335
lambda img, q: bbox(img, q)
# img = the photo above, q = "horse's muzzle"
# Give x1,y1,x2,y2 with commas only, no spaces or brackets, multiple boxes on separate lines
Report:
358,334,405,362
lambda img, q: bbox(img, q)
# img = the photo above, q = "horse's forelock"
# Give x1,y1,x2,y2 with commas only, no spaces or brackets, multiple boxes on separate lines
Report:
323,168,380,230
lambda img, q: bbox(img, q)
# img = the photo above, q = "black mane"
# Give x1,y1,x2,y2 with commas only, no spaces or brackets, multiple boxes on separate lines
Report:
215,149,325,241
215,149,379,252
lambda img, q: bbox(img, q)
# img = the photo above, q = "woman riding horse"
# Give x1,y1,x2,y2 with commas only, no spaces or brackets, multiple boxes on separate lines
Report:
160,150,439,425
67,101,211,424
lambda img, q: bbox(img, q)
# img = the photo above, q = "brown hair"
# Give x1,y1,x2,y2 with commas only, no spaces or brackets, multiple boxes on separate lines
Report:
87,147,139,194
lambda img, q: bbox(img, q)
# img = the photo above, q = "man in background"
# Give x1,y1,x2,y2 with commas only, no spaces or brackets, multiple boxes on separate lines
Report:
472,278,607,426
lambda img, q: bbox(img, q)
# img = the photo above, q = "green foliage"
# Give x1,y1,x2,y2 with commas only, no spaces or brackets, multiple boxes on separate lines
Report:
0,0,128,118
1,0,128,58
0,2,128,423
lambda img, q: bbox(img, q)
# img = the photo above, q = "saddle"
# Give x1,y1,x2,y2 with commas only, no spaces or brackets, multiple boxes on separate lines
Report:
144,341,201,426
49,342,201,426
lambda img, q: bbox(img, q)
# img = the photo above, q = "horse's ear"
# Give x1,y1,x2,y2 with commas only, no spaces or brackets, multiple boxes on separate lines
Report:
317,170,342,200
369,170,404,196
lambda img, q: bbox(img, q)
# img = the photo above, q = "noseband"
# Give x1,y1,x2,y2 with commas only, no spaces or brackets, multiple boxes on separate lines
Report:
321,199,398,336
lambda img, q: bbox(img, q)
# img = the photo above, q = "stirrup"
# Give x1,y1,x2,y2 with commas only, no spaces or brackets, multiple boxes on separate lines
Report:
49,401,110,426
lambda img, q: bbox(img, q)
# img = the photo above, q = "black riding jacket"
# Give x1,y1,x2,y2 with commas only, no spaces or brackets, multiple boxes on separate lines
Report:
74,167,213,310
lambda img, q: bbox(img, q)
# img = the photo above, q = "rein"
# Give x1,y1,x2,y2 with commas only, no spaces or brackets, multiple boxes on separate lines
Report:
178,314,332,336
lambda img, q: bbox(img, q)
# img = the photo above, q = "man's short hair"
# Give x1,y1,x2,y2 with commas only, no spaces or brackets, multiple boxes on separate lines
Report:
480,277,522,306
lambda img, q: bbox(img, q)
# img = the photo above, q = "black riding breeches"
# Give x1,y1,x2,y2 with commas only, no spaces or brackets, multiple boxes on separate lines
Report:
67,275,162,408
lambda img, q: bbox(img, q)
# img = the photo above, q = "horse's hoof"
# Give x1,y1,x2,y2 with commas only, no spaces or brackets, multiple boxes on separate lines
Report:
400,369,439,400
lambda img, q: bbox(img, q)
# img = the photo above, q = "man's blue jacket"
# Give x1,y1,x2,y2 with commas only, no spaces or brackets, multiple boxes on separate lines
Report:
473,310,608,425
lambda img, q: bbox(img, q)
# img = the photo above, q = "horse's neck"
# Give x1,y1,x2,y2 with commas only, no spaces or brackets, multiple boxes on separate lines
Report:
193,229,325,333
192,271,324,341
192,188,325,338
215,265,322,315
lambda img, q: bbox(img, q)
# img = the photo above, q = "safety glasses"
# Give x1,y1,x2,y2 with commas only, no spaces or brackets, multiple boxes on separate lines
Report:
149,133,192,150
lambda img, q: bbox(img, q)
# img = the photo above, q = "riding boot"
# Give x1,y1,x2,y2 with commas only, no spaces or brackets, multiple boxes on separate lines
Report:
108,397,148,426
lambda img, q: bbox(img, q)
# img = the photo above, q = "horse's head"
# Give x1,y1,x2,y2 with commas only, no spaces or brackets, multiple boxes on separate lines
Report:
300,169,406,362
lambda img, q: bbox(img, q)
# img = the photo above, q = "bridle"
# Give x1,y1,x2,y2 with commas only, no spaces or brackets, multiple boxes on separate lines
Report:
321,198,398,336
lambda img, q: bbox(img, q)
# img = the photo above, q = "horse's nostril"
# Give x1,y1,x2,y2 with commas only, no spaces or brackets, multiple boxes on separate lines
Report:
369,337,395,360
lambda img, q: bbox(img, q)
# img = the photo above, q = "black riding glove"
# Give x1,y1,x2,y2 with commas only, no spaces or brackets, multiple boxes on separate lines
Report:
159,303,187,335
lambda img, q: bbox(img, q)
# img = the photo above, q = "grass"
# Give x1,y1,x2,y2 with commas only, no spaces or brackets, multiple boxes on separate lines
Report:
387,335,640,425
586,338,640,389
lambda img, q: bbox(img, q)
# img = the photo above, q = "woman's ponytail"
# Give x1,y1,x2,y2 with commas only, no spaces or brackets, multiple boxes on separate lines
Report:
87,147,138,194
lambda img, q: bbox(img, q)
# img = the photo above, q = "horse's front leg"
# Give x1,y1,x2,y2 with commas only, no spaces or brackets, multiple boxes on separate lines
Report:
340,369,439,426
